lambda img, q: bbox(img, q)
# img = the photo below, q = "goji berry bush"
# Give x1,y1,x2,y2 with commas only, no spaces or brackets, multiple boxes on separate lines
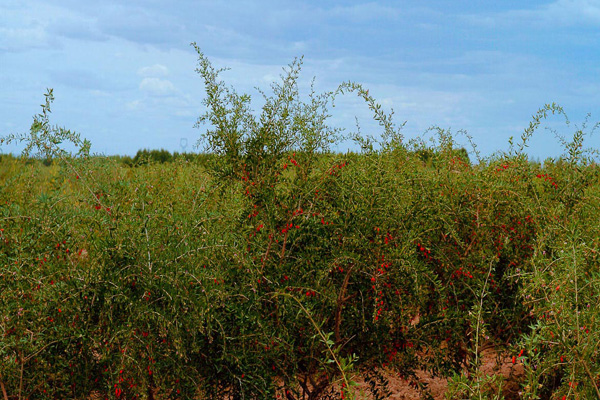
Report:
1,47,599,399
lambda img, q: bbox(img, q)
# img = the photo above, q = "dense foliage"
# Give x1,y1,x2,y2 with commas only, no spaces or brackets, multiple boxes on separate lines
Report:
1,47,599,399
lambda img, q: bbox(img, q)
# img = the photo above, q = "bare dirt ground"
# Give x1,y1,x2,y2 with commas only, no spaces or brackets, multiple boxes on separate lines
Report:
349,347,524,399
87,347,524,399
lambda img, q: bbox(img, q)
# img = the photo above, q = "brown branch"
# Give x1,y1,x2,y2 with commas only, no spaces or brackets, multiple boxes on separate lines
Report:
334,265,354,346
280,227,289,260
298,373,330,400
18,350,23,400
0,373,9,400
284,385,297,400
308,373,331,400
259,233,274,278
147,366,155,400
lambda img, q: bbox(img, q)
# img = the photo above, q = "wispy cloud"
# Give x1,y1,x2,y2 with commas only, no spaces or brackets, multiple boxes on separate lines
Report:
2,0,599,157
139,77,177,97
0,1,55,53
462,0,600,27
96,5,186,47
49,69,107,90
542,0,600,25
138,64,169,78
0,25,52,52
326,2,403,22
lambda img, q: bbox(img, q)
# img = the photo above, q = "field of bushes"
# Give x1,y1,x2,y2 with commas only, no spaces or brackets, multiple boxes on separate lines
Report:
1,46,600,399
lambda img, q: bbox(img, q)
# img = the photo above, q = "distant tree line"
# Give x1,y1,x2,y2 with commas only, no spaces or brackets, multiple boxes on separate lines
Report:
113,149,216,167
2,148,571,170
126,148,474,166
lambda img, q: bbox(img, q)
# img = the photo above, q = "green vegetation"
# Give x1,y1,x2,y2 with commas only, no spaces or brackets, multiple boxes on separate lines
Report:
1,46,599,399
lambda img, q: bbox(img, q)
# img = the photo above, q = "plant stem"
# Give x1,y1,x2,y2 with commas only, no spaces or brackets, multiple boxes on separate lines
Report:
273,291,354,398
0,373,9,400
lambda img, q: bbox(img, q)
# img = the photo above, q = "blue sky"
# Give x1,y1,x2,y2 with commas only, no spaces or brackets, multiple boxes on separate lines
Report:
1,0,599,159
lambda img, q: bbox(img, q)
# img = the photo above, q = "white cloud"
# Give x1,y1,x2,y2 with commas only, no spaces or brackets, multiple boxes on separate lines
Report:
327,2,402,22
48,13,106,42
0,1,107,52
90,89,110,97
174,109,194,117
95,4,185,47
462,0,600,28
543,0,600,25
0,25,51,52
138,64,169,78
50,69,106,90
126,99,143,111
139,77,176,96
261,74,278,84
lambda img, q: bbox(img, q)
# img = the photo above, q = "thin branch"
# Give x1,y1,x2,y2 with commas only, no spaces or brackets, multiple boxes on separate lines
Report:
0,373,9,400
